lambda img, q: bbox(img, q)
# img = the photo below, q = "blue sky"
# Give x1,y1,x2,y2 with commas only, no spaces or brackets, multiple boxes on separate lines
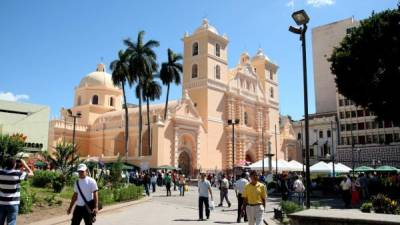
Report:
0,0,396,120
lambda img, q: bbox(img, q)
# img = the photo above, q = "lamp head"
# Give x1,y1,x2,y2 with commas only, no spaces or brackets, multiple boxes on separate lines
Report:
292,9,309,26
77,112,82,117
289,26,302,35
67,109,72,116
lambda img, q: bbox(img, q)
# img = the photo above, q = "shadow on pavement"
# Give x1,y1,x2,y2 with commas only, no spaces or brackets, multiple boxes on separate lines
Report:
173,219,202,222
213,222,237,224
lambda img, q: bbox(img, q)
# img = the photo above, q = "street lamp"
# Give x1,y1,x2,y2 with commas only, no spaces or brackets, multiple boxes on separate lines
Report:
265,141,274,173
289,9,311,209
67,109,81,151
228,119,240,180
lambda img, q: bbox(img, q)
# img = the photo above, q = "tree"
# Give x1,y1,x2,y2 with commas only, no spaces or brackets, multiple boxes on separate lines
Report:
329,7,400,123
124,31,159,156
159,48,183,120
110,49,131,161
0,133,26,167
40,142,80,176
142,77,162,155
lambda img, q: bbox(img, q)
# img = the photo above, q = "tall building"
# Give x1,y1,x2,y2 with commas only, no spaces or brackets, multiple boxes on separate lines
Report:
312,18,359,114
294,17,400,168
48,19,296,175
0,100,50,152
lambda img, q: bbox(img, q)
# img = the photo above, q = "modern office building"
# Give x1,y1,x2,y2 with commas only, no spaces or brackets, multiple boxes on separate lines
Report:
0,99,50,152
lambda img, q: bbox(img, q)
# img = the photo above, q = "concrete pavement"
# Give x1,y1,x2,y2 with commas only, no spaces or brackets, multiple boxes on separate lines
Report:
52,185,280,225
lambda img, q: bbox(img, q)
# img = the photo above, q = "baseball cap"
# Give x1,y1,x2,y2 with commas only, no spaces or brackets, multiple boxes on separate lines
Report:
77,163,87,172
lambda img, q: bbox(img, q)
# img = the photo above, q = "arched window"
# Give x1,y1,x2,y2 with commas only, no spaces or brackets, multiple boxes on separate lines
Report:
215,43,220,57
77,96,81,106
92,95,98,105
110,97,114,107
327,130,331,138
192,64,198,78
270,72,274,80
319,130,323,138
215,65,220,80
192,42,198,56
270,87,274,98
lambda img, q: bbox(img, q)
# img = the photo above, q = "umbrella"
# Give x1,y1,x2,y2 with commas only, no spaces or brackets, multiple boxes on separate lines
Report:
328,162,352,173
375,165,398,172
310,161,331,173
353,166,374,172
157,165,176,170
247,159,292,171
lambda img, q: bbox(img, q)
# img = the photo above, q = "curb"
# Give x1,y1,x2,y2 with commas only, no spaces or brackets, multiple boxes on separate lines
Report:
28,196,151,225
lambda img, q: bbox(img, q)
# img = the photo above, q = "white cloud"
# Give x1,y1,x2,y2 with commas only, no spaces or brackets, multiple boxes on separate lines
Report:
0,92,30,102
286,0,295,8
307,0,335,7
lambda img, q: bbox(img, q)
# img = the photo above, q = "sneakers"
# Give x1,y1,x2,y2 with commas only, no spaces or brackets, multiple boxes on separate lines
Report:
218,203,223,207
228,202,231,207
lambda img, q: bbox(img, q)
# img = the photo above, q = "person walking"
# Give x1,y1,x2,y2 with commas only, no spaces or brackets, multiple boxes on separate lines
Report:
0,158,34,225
280,174,289,201
235,173,249,223
178,173,186,196
164,172,172,196
340,174,352,208
198,173,213,221
292,175,305,206
67,164,99,225
150,173,157,193
218,174,231,207
242,171,267,225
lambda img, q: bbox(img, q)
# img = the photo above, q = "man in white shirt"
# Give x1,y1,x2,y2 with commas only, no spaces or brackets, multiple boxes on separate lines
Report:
235,173,249,223
67,164,98,225
292,175,305,205
198,173,213,221
340,174,352,208
218,174,231,207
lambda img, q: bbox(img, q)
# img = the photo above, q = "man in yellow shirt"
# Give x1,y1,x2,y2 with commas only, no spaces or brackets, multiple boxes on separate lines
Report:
242,171,267,225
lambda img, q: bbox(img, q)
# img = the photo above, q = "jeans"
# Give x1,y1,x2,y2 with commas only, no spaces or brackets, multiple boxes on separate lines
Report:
0,204,19,225
71,205,92,225
151,182,156,192
198,196,210,219
219,188,230,206
179,184,185,196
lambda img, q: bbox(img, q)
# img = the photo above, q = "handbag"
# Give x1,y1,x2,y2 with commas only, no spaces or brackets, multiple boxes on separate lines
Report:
76,181,97,223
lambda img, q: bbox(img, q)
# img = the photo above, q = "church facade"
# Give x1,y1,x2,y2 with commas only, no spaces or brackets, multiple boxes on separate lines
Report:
48,19,297,175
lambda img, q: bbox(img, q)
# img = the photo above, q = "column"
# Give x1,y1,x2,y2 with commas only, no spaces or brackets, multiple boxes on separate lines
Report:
226,131,233,169
174,127,179,168
196,131,201,170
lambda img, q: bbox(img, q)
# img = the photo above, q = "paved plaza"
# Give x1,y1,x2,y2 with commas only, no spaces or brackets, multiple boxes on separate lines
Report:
55,185,280,225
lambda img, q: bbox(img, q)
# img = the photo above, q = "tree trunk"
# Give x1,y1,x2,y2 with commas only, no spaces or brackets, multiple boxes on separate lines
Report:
164,83,170,120
122,82,129,162
147,98,151,155
138,85,142,157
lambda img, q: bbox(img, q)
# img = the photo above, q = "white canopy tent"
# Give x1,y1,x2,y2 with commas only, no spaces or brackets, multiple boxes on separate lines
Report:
310,161,352,173
247,159,299,171
288,160,304,172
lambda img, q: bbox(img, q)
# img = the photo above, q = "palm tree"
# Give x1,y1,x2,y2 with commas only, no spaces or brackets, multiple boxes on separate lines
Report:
124,31,159,156
159,48,183,120
110,49,131,162
142,78,162,155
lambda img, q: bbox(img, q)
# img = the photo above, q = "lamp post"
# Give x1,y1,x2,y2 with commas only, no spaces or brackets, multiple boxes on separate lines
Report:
351,128,355,177
330,120,335,177
228,119,240,180
266,141,274,173
262,127,265,175
275,124,278,177
289,9,311,209
67,109,81,151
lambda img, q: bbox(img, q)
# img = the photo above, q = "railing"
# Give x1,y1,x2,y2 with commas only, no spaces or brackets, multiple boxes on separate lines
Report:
51,120,90,132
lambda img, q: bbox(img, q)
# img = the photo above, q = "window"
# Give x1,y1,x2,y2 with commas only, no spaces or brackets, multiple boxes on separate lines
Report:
358,122,365,130
357,110,364,117
339,99,344,106
384,120,393,128
341,124,346,131
192,42,198,56
215,65,220,80
319,131,323,138
270,72,273,80
358,136,366,145
297,133,302,140
92,95,99,105
385,134,393,144
215,43,220,57
191,64,198,78
373,135,379,144
394,133,400,142
366,135,372,144
194,102,197,107
345,111,351,118
340,112,344,119
351,111,356,118
244,112,248,126
77,96,81,106
346,124,352,131
327,130,331,138
270,87,274,98
110,97,114,107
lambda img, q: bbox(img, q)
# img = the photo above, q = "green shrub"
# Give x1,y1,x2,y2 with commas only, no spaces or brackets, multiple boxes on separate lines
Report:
110,158,123,188
52,173,66,193
371,194,400,214
65,175,79,187
113,185,142,202
281,201,304,215
19,181,33,214
31,170,58,188
99,188,115,205
360,202,373,213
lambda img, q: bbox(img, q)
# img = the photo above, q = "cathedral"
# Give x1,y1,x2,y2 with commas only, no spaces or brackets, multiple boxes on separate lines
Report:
48,19,297,175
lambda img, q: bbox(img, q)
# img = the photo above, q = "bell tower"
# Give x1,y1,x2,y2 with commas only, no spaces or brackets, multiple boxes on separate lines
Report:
182,19,229,127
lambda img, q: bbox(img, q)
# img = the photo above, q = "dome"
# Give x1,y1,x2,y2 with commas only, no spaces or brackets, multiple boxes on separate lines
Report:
252,48,270,61
194,18,219,35
78,64,117,89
